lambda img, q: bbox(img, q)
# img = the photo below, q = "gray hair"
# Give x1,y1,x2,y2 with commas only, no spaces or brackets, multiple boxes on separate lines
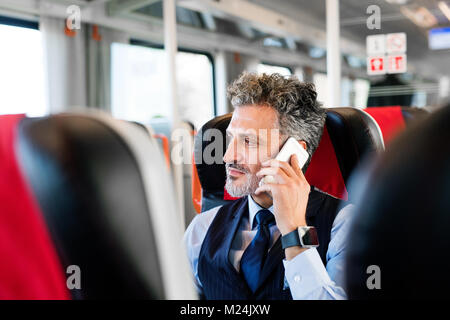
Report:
227,72,326,169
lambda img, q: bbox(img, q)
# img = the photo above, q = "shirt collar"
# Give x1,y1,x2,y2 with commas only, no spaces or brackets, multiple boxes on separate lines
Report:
247,195,274,229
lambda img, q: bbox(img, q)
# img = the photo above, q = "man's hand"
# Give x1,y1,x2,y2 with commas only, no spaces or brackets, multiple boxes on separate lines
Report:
255,154,311,236
255,154,311,260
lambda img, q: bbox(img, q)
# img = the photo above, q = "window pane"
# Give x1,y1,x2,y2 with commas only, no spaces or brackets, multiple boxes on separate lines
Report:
257,63,292,76
0,24,47,116
176,51,214,130
353,78,370,108
313,73,328,107
341,77,352,107
111,43,214,130
111,43,169,122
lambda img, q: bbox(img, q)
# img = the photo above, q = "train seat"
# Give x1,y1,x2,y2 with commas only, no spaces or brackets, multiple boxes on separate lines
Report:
193,107,384,212
364,106,429,145
345,104,450,299
144,118,198,227
0,114,68,299
0,112,195,299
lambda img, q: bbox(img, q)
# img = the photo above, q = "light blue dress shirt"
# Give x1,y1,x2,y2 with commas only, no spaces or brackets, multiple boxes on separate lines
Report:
183,189,354,300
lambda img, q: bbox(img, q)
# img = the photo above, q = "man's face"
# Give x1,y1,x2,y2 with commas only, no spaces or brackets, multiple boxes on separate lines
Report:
223,105,283,197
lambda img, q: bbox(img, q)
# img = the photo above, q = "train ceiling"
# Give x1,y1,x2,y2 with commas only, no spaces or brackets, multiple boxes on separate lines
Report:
1,0,449,81
106,0,450,80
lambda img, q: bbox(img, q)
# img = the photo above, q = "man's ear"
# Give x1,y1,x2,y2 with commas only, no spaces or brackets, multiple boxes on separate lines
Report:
298,140,307,151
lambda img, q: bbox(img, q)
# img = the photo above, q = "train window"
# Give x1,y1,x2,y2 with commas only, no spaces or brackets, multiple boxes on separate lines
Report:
0,23,47,116
313,73,329,107
257,63,292,76
111,42,214,130
341,77,353,107
314,73,370,108
353,78,370,108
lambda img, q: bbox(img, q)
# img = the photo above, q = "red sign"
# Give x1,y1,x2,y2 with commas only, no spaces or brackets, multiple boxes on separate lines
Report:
367,56,386,75
366,32,407,76
387,54,407,74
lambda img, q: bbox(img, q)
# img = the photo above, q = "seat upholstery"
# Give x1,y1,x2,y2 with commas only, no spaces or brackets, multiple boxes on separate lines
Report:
345,105,450,299
364,106,429,144
0,114,69,300
194,114,232,212
17,115,165,299
1,112,196,299
307,107,384,200
194,107,384,212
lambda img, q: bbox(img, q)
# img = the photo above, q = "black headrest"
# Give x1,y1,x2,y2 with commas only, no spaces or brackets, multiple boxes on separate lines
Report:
16,113,194,299
194,114,232,211
324,107,384,183
194,108,384,211
345,105,450,299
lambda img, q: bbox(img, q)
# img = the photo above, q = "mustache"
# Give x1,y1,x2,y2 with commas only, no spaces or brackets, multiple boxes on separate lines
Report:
226,163,250,174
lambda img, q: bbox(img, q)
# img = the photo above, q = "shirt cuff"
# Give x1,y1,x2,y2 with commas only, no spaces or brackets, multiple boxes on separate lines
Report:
282,248,333,298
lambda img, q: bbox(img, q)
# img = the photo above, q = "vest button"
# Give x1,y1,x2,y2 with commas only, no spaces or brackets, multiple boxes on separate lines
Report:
294,275,302,283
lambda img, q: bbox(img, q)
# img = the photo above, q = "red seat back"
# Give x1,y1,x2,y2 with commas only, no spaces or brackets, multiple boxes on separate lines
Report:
305,126,347,200
0,114,69,300
364,106,406,144
365,106,429,146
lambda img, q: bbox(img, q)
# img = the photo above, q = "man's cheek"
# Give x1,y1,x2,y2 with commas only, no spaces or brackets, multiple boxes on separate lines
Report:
257,145,274,164
247,164,261,177
247,149,262,165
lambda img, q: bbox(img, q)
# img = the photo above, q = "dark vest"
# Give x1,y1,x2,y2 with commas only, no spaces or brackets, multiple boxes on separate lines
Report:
197,188,341,300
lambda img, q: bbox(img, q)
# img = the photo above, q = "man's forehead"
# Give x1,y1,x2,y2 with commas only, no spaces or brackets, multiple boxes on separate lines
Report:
227,105,279,133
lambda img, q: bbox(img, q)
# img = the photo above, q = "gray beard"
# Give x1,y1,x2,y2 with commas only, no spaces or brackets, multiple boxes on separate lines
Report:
225,172,261,198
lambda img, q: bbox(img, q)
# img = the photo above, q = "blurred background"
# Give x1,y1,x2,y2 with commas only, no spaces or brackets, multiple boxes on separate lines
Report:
0,0,449,130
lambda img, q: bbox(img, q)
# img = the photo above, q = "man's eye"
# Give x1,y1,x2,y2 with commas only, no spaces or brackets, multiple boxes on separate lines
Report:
244,137,257,146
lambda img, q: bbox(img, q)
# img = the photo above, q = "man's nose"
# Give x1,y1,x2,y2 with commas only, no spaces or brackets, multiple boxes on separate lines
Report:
223,138,242,164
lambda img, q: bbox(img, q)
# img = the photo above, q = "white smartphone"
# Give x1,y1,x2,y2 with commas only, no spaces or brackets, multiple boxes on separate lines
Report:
260,137,309,185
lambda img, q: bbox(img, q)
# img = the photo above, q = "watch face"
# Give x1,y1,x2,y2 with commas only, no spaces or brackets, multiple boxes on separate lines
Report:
301,227,319,246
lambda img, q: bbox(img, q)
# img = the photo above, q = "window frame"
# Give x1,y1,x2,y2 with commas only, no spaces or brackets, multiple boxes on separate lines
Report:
0,15,39,30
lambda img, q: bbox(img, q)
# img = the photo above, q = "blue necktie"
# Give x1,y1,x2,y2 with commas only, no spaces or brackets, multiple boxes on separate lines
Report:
240,209,275,292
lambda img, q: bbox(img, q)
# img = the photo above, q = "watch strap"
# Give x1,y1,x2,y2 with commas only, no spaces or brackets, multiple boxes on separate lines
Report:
281,229,301,249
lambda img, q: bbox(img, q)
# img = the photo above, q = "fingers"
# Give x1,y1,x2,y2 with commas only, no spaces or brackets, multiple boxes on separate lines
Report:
290,154,311,196
290,154,305,179
254,182,274,197
256,167,289,184
257,156,309,189
261,158,296,178
290,154,310,194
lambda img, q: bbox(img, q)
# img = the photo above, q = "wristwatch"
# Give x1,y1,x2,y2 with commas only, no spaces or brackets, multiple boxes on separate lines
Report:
281,226,319,249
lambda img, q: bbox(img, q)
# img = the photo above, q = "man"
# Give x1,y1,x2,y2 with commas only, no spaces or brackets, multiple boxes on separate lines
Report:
184,72,353,300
